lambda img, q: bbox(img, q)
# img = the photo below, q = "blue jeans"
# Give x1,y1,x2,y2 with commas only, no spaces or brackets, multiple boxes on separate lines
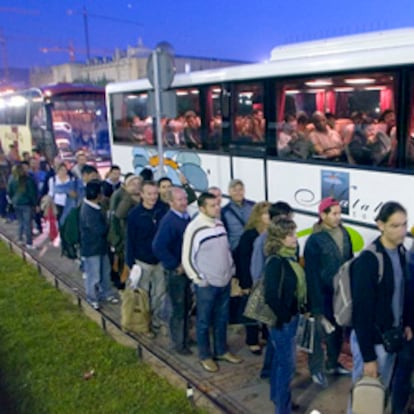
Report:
15,205,33,245
83,255,113,303
0,188,7,217
391,339,414,414
195,283,230,360
348,329,396,414
261,329,275,378
270,316,299,414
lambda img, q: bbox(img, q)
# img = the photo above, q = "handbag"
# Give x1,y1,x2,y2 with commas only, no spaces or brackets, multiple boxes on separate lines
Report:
243,256,282,326
351,375,385,414
243,277,277,325
381,326,404,353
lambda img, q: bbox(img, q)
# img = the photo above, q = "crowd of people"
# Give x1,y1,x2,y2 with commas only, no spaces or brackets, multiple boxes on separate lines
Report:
2,147,414,413
123,106,399,169
277,109,397,166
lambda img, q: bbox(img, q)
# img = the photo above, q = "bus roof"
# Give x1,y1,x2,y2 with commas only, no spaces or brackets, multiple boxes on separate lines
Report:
0,83,105,100
39,83,105,97
106,28,414,94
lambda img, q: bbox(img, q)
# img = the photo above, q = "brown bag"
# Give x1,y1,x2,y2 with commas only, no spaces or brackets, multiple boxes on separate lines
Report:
121,288,151,334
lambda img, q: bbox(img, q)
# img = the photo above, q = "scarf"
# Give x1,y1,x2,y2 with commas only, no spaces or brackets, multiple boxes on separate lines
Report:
278,246,307,309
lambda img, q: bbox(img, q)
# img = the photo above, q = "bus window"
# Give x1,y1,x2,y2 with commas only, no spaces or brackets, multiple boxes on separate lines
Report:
8,96,28,125
176,88,202,149
233,83,265,144
276,72,397,165
204,85,222,151
406,73,414,169
110,92,153,146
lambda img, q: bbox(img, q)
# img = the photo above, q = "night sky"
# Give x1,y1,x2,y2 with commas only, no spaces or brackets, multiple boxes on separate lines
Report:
1,0,413,68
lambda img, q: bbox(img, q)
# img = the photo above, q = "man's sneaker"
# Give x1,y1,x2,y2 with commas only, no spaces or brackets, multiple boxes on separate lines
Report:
90,302,100,310
311,372,328,388
106,296,119,304
200,358,219,373
25,244,35,250
326,363,351,375
216,352,243,364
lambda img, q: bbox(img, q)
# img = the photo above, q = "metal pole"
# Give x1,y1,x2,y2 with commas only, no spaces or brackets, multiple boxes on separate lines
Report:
83,6,91,61
153,49,164,178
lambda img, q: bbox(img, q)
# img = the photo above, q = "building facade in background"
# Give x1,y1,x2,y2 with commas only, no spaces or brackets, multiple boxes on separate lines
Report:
30,40,247,87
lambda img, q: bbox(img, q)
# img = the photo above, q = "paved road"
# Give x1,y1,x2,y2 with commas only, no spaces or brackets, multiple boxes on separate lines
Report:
0,219,353,414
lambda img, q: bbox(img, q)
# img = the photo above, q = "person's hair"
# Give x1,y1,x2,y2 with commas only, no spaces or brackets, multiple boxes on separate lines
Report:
141,180,157,190
85,179,102,200
284,113,296,123
269,201,293,220
228,178,244,190
109,165,120,172
57,162,68,172
166,186,184,203
375,201,407,223
198,192,216,207
12,163,28,190
123,172,135,182
378,109,394,123
157,177,172,187
245,201,271,232
296,111,308,125
264,217,297,256
208,185,221,193
81,164,98,176
139,168,154,181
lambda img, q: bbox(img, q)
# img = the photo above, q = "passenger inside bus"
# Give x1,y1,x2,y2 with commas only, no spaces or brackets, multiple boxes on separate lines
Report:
309,111,344,160
164,118,185,147
183,111,202,149
346,118,392,166
277,112,314,160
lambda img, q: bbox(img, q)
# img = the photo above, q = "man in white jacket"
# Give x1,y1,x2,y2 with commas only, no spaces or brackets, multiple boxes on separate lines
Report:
182,192,243,372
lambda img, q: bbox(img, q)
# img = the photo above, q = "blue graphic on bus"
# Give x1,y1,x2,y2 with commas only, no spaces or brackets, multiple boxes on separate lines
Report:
321,170,350,215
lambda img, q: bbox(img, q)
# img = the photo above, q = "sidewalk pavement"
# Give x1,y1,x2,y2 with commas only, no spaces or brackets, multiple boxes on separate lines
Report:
0,218,353,414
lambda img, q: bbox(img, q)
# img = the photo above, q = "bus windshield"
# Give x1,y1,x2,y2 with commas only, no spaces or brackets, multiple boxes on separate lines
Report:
0,84,110,170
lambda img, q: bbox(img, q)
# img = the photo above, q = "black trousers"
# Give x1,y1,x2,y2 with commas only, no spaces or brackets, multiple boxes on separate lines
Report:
167,270,192,350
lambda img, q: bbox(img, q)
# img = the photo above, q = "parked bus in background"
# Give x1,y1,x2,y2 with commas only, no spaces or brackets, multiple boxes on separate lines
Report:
0,83,111,171
106,28,414,249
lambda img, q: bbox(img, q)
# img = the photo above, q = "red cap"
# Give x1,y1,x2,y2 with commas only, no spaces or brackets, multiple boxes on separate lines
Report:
318,197,339,216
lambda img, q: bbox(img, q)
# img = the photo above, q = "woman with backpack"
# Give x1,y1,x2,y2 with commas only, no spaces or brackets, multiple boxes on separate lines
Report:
264,216,307,414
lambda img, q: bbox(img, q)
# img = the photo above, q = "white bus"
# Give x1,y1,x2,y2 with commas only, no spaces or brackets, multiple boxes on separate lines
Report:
106,28,414,250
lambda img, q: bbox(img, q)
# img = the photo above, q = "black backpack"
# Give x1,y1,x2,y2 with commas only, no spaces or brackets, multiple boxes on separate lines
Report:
60,206,81,259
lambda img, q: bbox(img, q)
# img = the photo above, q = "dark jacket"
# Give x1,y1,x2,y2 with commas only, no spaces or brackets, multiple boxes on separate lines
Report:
126,200,168,267
264,255,300,328
79,201,108,257
235,228,259,289
152,210,190,271
221,199,254,251
7,175,37,207
351,237,413,362
304,225,353,316
102,179,121,199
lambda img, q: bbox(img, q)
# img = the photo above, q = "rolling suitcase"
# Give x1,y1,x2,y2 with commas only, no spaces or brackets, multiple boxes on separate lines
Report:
351,375,385,414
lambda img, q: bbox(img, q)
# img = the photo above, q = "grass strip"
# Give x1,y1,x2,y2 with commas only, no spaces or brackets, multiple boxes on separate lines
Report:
0,241,201,414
